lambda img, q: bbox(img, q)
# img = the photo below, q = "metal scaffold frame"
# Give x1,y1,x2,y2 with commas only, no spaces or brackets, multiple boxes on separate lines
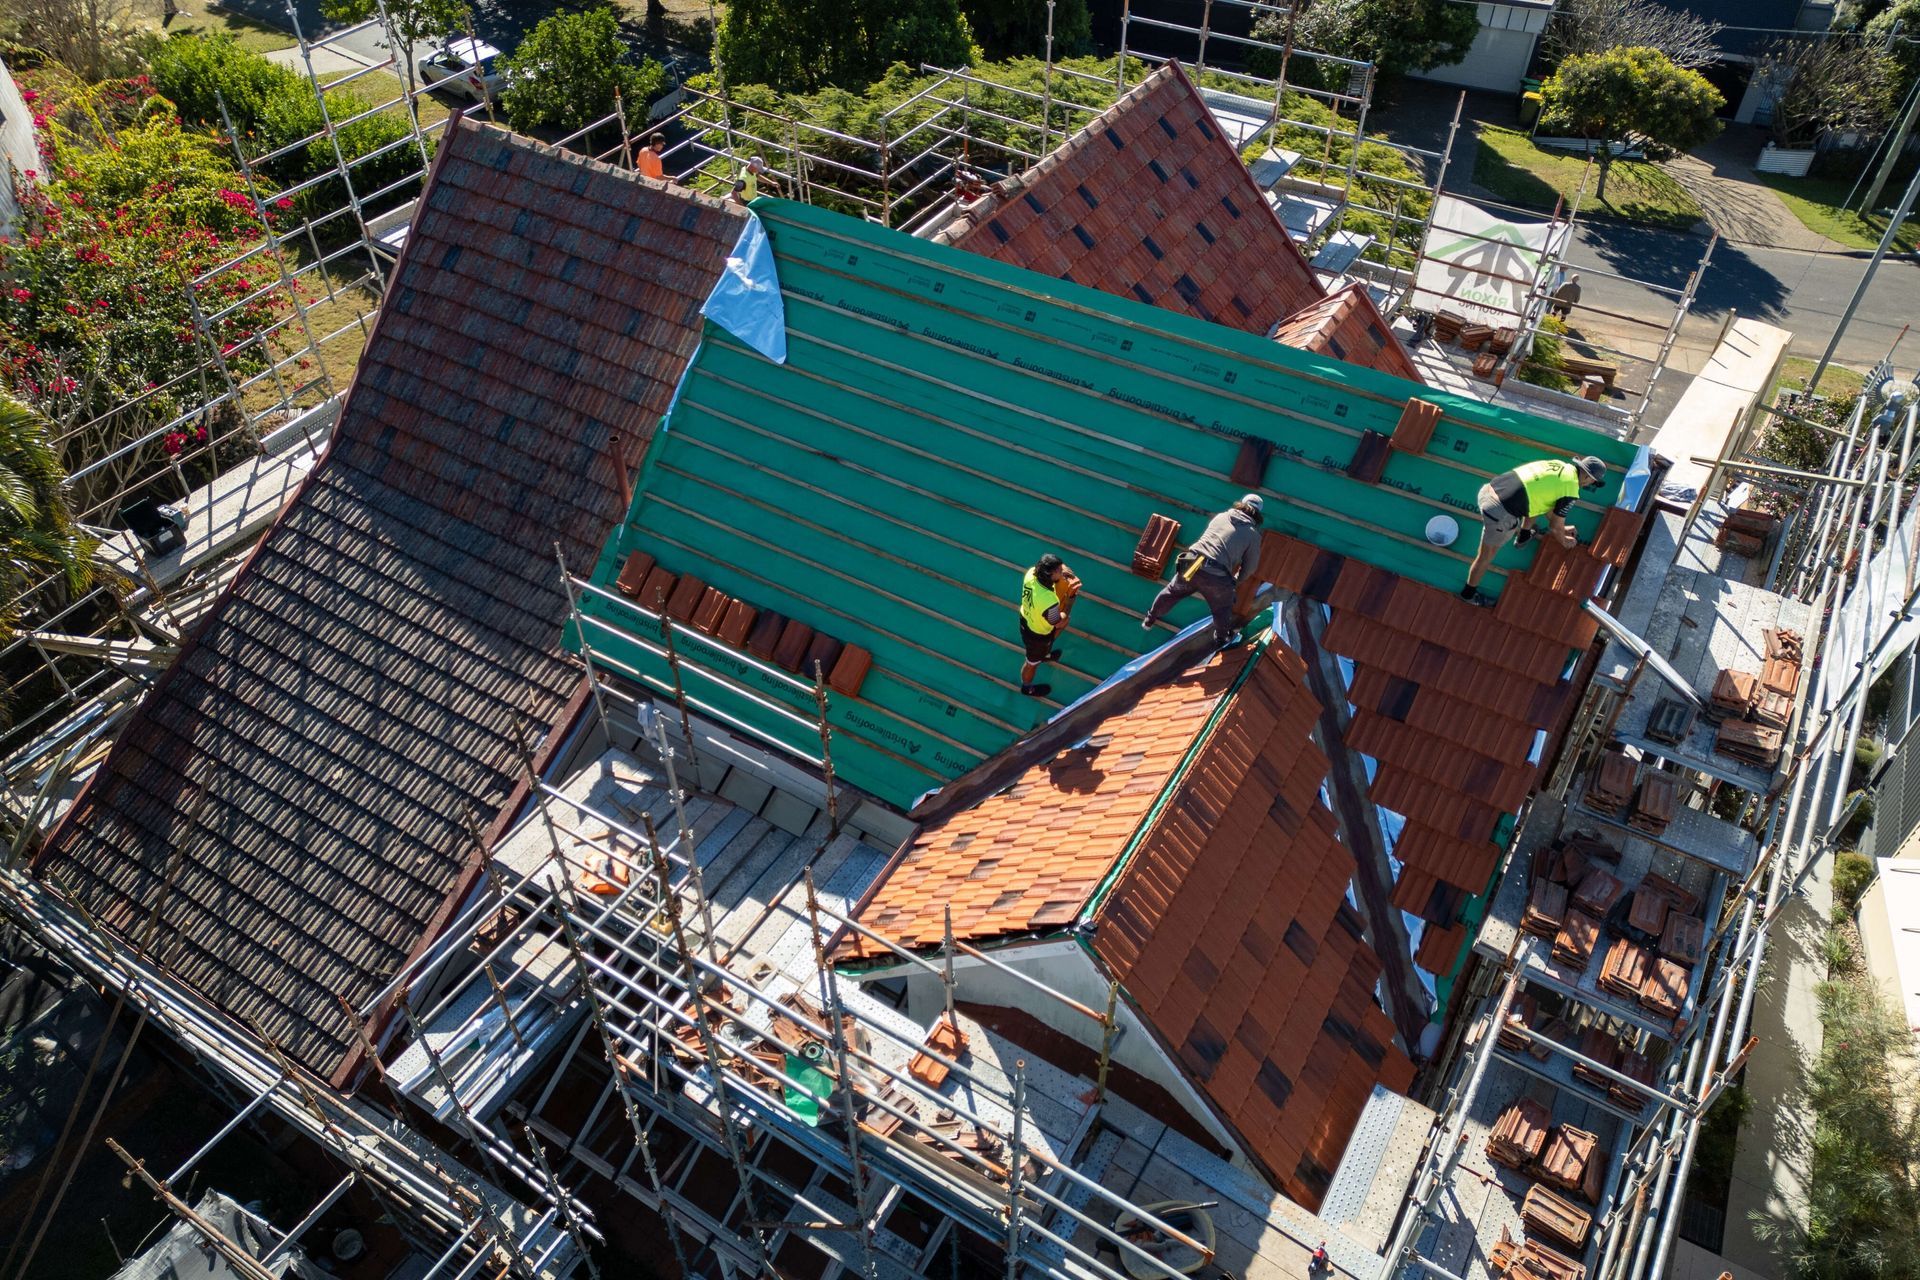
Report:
356,562,1235,1280
1380,377,1919,1280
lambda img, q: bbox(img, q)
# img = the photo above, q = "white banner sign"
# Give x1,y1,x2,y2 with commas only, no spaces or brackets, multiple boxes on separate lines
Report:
1413,196,1569,327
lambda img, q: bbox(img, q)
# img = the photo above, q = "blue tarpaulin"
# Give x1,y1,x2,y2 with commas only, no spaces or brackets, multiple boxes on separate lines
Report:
701,213,788,364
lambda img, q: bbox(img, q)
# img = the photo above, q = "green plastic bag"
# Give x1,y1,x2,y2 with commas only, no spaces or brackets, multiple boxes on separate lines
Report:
784,1055,833,1127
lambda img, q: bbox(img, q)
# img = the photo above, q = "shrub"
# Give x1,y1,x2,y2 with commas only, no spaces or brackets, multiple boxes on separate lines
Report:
1832,850,1875,917
500,8,667,135
150,32,427,222
1517,314,1578,392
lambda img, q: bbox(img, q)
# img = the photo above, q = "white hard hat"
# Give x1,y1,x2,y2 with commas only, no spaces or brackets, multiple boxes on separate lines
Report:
1239,493,1264,515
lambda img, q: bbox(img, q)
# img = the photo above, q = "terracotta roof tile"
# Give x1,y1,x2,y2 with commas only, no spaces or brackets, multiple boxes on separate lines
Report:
1090,646,1412,1209
840,654,1248,959
936,63,1323,336
1270,284,1424,384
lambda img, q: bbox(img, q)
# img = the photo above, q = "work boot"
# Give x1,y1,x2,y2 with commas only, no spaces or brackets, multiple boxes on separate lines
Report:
1459,585,1493,608
1044,648,1063,662
1217,632,1245,651
1020,683,1052,698
1140,615,1156,630
1515,525,1536,546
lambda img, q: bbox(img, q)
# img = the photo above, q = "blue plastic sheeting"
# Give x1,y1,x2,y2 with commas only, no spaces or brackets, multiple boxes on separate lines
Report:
701,214,788,364
1618,443,1654,510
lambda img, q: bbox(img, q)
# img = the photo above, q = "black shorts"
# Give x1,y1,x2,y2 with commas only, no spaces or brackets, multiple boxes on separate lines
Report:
1018,619,1057,661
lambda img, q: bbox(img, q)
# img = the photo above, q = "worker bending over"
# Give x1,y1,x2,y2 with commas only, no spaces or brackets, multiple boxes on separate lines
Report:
1018,553,1080,697
1460,456,1607,606
1143,494,1263,647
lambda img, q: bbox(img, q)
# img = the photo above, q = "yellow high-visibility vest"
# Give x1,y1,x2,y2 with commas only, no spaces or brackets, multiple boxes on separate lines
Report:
1514,459,1578,517
1020,569,1059,634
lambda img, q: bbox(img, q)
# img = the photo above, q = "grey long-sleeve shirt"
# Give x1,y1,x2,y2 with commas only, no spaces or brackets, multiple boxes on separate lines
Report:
1187,508,1261,581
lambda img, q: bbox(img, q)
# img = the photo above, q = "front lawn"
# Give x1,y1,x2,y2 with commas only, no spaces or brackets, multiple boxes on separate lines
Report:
1474,125,1705,231
1752,173,1920,252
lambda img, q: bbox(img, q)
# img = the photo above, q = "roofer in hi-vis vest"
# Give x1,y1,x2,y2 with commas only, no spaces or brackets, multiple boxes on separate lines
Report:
1017,553,1081,698
1460,456,1608,607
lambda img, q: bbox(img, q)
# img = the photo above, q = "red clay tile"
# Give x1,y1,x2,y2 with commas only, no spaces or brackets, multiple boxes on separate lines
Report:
829,644,873,698
665,574,706,622
802,633,845,683
616,549,656,597
691,587,730,634
746,610,787,661
1590,505,1643,567
936,63,1323,337
718,599,756,648
1271,284,1425,384
1390,397,1442,453
638,566,677,611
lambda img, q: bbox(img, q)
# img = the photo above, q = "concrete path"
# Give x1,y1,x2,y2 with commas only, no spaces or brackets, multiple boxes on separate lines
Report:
1665,125,1837,253
263,43,375,76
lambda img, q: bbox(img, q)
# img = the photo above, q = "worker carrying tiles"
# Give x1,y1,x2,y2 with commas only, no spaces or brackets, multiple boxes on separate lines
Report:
1142,494,1263,648
1018,553,1081,698
1460,456,1607,606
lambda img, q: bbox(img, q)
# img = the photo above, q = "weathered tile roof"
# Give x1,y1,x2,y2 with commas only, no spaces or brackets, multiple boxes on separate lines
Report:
34,118,744,1081
1089,644,1414,1208
932,62,1324,335
1269,283,1423,384
1247,519,1640,956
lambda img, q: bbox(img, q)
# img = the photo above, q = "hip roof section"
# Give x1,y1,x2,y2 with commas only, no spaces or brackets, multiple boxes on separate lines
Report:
586,197,1640,812
933,62,1325,335
1269,282,1424,384
33,118,745,1080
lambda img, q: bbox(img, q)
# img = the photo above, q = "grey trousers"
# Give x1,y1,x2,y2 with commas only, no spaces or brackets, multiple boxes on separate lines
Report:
1145,565,1238,641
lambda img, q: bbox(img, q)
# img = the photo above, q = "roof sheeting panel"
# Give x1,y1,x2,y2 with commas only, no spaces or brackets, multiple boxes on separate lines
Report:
35,119,744,1079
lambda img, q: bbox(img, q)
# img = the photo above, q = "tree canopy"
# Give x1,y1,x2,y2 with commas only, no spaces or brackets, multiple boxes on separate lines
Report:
1757,36,1896,151
499,8,666,134
960,0,1091,61
714,0,974,93
1538,46,1723,196
1864,0,1920,96
1249,0,1479,85
1543,0,1723,70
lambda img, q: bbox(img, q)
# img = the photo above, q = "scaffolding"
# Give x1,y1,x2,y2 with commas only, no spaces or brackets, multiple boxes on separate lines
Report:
1376,374,1918,1280
360,567,1263,1280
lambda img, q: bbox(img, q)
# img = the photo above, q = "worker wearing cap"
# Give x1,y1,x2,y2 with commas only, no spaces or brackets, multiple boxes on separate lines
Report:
1143,495,1264,647
1018,553,1080,698
1461,456,1607,606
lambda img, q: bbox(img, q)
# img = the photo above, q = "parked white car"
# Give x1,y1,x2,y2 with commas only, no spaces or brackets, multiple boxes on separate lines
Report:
417,38,505,102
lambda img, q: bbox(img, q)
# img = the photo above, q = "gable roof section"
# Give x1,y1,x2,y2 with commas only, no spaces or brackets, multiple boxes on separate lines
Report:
586,197,1639,813
1090,644,1413,1209
932,62,1323,335
840,654,1245,958
1271,283,1423,384
34,119,745,1080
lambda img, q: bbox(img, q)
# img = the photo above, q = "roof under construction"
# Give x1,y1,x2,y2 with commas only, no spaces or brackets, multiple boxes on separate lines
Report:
586,197,1642,817
31,119,745,1079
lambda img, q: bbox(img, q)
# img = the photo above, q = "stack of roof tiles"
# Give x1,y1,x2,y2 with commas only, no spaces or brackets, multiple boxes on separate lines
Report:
842,643,1413,1209
934,63,1324,337
32,119,744,1080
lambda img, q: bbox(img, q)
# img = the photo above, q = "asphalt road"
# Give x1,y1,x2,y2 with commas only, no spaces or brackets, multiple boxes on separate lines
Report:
1566,221,1920,370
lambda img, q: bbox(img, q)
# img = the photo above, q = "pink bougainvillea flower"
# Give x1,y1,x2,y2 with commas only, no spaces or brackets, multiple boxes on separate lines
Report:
163,432,187,456
20,89,36,102
274,197,293,210
194,426,209,443
10,288,29,302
